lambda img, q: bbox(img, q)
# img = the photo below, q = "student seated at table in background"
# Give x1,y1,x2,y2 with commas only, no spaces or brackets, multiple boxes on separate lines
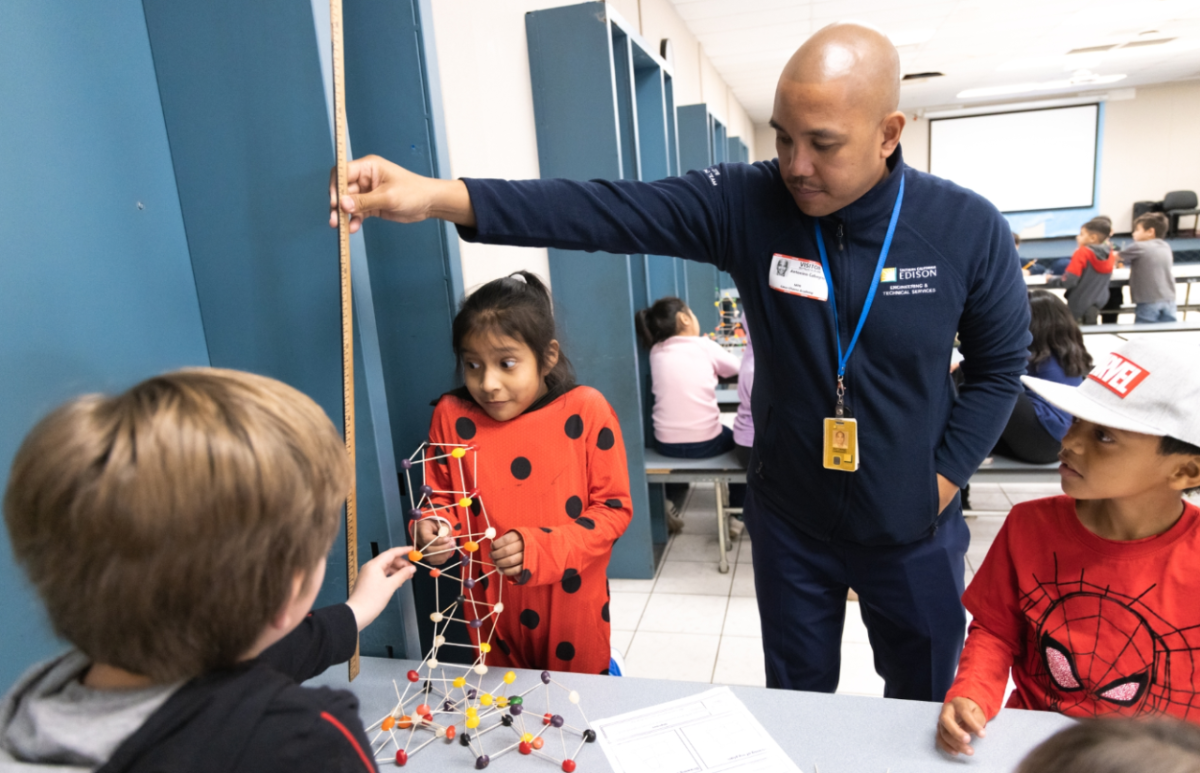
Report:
636,297,741,533
1063,217,1116,324
1117,212,1177,324
937,339,1200,758
721,314,756,537
0,369,416,773
992,290,1092,465
1017,718,1200,773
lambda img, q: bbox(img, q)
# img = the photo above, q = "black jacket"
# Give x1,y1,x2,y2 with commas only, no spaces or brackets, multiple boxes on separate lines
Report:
96,605,375,773
459,147,1031,545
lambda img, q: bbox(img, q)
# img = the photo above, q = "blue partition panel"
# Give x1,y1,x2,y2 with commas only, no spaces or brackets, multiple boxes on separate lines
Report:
526,2,658,578
341,0,476,657
0,0,211,689
142,0,414,657
677,104,722,334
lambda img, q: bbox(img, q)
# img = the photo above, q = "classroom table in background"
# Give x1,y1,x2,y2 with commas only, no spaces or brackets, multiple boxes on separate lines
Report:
307,658,1075,773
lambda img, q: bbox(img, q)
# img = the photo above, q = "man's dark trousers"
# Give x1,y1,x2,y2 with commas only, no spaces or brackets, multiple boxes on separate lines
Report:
742,487,969,700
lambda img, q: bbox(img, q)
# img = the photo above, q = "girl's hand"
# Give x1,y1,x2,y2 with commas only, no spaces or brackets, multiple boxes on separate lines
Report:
490,531,525,576
413,518,455,566
346,547,417,632
937,697,987,757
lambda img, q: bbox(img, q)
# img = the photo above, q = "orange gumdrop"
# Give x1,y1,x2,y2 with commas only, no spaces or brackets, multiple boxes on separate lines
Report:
416,703,431,716
532,737,545,750
398,715,413,729
408,550,423,562
429,568,441,579
382,716,396,731
464,541,479,553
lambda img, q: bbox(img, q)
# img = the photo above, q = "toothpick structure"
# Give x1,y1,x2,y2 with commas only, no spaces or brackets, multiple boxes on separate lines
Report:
371,443,594,770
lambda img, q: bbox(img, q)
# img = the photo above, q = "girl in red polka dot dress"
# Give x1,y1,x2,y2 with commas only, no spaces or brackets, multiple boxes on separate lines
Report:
413,272,632,675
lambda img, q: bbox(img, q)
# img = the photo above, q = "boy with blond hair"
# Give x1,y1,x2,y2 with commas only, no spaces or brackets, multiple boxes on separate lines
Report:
938,339,1200,758
0,368,414,772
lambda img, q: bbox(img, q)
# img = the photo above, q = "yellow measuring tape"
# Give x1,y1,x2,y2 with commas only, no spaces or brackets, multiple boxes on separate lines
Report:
330,0,360,681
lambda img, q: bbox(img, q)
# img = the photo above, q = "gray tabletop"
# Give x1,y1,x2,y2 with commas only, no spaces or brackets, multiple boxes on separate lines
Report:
307,657,1074,773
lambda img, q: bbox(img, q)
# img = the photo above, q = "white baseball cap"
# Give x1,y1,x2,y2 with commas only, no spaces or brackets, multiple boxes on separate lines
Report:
1021,338,1200,447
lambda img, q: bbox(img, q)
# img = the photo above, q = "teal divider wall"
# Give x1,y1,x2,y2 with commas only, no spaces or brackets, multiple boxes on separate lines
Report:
526,2,669,578
0,0,211,689
677,104,723,335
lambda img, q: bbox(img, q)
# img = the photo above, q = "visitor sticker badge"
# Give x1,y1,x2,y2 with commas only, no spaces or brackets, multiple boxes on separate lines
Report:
769,253,828,301
823,417,858,472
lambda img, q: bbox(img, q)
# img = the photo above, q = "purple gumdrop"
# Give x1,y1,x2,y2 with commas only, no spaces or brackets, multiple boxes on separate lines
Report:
469,619,482,629
420,484,434,497
464,578,476,589
540,671,552,684
551,715,564,728
468,689,478,699
408,508,422,519
399,459,413,470
511,704,523,716
475,755,490,770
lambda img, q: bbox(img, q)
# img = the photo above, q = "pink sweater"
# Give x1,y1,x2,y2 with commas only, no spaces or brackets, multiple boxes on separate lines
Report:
649,336,741,444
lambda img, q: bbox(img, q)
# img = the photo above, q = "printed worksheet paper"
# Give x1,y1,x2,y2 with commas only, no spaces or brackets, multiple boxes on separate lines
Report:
593,687,801,773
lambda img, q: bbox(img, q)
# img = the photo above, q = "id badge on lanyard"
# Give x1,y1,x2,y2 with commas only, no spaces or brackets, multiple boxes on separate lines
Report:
817,175,905,472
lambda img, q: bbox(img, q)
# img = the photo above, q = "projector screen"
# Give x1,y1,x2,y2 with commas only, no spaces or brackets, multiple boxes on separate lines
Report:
929,104,1098,213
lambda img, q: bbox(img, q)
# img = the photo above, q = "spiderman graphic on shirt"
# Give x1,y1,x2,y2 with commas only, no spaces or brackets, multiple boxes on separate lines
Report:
1014,572,1200,721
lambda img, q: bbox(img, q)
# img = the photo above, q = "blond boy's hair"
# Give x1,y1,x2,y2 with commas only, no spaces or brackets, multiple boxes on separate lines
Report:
4,368,351,682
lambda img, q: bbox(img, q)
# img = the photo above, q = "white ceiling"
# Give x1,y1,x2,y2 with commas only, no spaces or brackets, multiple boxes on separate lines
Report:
666,0,1200,123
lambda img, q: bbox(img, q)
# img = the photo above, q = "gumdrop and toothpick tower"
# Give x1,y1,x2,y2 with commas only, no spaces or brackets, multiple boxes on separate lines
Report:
366,442,595,771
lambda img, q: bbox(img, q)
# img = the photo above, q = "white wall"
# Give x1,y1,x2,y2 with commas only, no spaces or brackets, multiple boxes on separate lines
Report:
1098,81,1200,233
902,114,929,172
429,0,757,290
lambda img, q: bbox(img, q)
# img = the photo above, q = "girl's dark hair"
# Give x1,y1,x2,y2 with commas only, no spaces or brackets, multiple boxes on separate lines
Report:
452,271,574,391
634,297,689,349
1028,289,1093,377
1017,718,1200,773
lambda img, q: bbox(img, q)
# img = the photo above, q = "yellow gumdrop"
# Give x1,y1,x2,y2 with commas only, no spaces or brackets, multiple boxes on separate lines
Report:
452,447,467,458
459,497,473,508
464,541,479,553
496,696,508,708
453,677,466,689
480,693,493,706
504,671,517,684
479,642,491,653
522,733,533,743
466,707,478,718
466,716,480,729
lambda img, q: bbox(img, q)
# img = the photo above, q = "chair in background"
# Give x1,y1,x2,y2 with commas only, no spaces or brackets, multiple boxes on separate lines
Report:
1163,190,1200,237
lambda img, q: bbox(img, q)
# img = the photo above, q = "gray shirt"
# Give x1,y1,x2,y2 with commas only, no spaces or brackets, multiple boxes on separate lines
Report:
0,652,181,772
1119,237,1175,304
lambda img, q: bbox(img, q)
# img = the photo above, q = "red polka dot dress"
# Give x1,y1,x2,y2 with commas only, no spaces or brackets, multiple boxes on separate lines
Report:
421,385,632,675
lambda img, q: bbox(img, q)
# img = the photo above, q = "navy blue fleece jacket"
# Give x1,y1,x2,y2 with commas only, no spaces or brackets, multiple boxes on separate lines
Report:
458,147,1031,545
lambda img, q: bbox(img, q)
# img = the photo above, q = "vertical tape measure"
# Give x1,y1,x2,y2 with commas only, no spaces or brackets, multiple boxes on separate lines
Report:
330,0,360,681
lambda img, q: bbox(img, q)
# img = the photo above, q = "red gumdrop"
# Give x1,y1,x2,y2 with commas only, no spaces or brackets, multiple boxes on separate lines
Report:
423,713,433,723
446,725,457,740
416,704,431,716
430,568,442,579
407,670,420,683
543,713,553,725
395,750,408,766
519,742,532,756
562,760,576,773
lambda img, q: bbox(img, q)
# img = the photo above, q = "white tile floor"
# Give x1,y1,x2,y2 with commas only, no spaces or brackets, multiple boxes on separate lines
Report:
609,481,1074,695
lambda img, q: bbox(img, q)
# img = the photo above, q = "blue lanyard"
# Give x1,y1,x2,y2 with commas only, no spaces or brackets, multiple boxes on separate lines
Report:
814,175,905,387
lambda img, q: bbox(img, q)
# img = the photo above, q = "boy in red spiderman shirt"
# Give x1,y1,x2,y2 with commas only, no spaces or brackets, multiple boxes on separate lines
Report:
938,338,1200,758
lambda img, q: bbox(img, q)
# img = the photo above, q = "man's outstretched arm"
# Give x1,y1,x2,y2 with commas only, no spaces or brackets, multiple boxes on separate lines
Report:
328,154,476,232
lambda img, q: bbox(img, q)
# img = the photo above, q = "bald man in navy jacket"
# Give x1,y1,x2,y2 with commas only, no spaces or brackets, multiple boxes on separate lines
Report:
330,23,1030,702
